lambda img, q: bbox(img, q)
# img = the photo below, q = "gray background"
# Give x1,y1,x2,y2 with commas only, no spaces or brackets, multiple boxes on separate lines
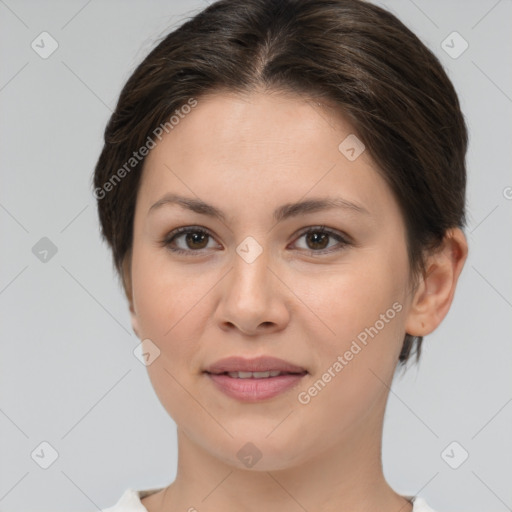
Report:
1,0,511,510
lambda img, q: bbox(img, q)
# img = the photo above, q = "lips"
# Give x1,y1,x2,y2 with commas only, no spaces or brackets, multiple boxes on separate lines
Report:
206,372,306,401
204,355,307,375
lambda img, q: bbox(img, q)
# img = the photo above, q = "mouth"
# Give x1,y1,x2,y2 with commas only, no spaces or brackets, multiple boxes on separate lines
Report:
203,356,308,402
204,371,307,402
203,355,308,375
205,370,307,379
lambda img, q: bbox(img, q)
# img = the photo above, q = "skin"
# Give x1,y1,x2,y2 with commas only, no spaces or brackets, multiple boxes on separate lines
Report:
122,88,468,512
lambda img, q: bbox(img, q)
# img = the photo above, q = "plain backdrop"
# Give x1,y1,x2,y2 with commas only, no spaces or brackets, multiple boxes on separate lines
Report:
1,1,511,511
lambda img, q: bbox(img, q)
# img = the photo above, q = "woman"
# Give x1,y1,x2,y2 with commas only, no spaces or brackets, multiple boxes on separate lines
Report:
93,0,468,510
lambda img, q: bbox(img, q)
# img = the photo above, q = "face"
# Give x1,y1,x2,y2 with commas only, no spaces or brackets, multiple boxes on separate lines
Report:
127,89,414,470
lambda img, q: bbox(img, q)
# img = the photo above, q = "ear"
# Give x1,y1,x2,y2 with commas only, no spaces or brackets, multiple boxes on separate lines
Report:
121,251,140,339
405,228,468,337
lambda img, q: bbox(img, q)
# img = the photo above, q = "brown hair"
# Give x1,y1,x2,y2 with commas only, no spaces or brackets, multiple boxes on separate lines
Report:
93,0,468,366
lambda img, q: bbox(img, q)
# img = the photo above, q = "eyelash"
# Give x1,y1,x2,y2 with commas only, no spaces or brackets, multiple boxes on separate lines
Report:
160,225,352,257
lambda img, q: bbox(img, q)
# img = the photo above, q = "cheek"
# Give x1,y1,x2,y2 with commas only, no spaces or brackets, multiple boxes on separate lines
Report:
297,248,409,414
131,243,205,337
305,258,407,348
130,246,216,396
294,264,406,435
131,247,212,417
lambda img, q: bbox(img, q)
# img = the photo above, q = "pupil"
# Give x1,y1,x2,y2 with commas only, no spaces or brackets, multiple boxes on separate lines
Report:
187,232,207,249
183,231,329,251
307,231,328,250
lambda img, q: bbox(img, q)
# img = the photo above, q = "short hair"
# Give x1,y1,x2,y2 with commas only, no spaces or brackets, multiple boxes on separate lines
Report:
93,0,468,366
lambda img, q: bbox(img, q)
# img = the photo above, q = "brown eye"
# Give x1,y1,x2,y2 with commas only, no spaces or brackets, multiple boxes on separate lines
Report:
293,226,350,254
163,227,218,255
305,230,330,250
184,231,209,250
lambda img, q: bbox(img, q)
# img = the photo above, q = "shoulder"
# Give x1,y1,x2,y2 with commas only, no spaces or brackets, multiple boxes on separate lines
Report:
100,488,164,512
412,496,438,512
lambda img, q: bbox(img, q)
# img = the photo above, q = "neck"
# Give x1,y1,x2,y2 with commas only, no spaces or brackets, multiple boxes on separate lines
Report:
146,398,413,512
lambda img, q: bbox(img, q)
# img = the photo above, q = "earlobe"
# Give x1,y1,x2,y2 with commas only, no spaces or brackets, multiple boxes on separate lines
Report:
405,228,468,337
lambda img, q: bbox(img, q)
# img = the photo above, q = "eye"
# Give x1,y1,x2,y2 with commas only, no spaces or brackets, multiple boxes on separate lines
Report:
161,225,351,256
161,226,219,255
291,226,351,254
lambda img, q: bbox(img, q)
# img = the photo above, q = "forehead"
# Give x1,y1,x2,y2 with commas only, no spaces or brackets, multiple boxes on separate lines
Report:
137,90,400,227
170,89,347,149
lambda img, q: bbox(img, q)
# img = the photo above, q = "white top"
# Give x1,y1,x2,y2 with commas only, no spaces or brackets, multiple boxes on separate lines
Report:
101,487,438,511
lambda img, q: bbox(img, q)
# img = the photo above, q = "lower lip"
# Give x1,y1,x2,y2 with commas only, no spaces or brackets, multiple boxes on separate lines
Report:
205,372,307,402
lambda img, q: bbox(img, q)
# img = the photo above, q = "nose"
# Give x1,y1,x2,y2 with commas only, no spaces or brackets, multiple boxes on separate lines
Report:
213,244,290,336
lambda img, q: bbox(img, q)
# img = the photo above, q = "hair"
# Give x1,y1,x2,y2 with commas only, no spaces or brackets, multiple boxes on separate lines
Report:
93,0,468,366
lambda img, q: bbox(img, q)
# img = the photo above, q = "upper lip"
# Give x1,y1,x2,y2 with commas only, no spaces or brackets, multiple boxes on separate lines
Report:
204,356,307,374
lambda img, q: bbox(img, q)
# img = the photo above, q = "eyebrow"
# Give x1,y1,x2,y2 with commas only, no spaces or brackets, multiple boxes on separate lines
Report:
148,193,370,223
